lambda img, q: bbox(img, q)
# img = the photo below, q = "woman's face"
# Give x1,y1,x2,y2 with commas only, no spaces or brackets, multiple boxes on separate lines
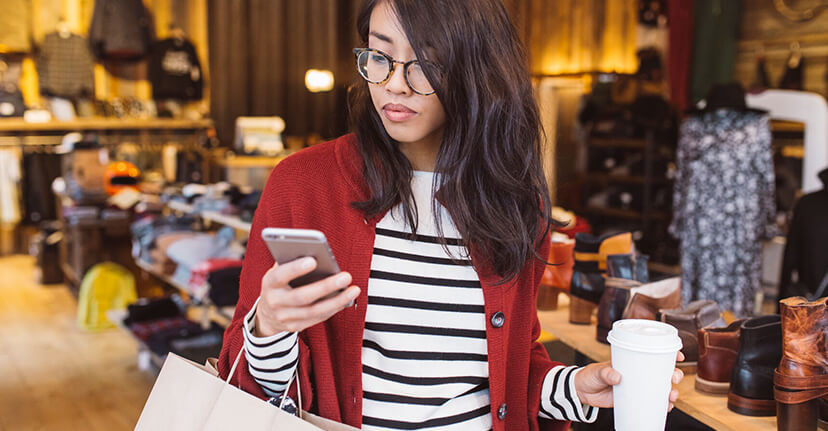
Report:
367,1,446,149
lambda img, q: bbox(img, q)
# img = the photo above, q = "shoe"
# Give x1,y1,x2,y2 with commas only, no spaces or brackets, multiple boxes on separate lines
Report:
659,300,726,374
596,277,640,344
727,315,783,416
596,253,649,343
621,277,681,321
606,253,649,282
538,239,574,311
774,297,828,431
569,232,633,324
696,320,744,395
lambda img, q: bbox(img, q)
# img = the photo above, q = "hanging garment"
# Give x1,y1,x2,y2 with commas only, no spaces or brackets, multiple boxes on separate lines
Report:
689,0,741,104
0,82,25,117
36,32,96,98
88,0,154,61
0,0,32,54
670,110,777,317
21,152,62,224
149,38,203,100
779,168,828,301
0,149,22,225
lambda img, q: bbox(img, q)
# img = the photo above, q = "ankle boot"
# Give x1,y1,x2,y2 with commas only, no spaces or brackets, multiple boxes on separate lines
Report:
659,300,726,374
621,277,681,320
596,277,640,343
774,297,828,431
538,239,574,311
696,320,744,395
728,315,783,416
569,232,633,324
606,253,649,282
596,253,647,343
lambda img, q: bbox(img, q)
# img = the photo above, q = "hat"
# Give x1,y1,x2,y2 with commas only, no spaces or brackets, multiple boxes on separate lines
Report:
690,82,768,115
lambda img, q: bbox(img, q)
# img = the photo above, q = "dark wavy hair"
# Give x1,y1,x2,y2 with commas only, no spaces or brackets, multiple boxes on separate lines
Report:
348,0,553,283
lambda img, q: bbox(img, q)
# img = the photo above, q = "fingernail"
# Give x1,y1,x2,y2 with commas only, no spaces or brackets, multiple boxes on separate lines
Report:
347,288,360,299
302,258,315,269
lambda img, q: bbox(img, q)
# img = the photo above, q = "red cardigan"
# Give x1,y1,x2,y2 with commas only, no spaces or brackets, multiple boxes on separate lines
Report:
217,133,568,431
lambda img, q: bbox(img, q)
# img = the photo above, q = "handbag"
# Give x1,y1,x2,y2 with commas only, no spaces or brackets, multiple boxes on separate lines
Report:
135,339,358,430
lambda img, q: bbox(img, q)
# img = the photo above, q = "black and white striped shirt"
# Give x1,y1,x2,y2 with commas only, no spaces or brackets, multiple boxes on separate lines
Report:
244,171,598,429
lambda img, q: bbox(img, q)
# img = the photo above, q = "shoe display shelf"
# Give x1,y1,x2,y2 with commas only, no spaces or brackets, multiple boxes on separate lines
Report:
578,128,679,266
536,295,776,430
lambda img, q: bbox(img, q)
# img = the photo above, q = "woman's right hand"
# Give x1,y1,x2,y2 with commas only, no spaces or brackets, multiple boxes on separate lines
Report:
254,256,361,337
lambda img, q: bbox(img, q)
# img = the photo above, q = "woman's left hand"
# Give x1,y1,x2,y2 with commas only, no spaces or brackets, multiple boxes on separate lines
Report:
573,352,685,410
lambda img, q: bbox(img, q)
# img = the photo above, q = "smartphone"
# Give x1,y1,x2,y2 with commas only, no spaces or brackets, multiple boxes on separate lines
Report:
261,228,342,290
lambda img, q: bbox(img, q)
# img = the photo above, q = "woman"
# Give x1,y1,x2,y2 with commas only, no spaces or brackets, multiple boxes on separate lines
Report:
218,0,682,429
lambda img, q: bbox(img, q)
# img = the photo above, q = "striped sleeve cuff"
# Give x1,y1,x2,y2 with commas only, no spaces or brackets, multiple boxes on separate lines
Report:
538,366,599,423
242,297,299,398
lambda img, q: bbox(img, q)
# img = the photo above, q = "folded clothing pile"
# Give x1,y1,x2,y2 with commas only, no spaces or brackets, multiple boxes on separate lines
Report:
124,296,224,364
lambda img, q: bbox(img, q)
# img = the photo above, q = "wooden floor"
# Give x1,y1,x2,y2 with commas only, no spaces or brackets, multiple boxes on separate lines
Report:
0,255,155,431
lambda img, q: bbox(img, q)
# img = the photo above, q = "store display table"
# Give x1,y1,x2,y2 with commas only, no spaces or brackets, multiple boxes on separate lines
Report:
537,296,776,431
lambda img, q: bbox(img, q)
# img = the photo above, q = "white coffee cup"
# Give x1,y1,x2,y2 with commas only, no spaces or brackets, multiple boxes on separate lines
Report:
607,319,682,431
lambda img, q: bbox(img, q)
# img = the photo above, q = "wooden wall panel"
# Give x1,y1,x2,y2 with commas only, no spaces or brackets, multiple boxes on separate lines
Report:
735,0,828,97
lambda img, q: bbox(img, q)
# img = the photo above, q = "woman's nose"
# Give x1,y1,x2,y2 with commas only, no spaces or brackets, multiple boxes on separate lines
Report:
384,63,411,95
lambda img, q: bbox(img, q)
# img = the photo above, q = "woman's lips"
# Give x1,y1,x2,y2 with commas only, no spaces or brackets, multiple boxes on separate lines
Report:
383,103,417,122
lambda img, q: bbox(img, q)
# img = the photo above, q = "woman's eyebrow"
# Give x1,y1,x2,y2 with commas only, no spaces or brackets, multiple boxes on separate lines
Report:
369,31,393,44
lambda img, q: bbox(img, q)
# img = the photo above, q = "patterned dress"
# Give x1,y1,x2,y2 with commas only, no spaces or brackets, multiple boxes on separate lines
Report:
670,110,777,317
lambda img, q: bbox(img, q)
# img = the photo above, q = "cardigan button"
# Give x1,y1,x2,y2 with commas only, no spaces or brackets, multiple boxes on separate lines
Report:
491,311,505,328
497,403,507,420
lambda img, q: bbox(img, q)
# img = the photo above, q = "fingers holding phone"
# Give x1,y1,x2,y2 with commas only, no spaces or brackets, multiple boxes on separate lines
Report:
254,229,360,337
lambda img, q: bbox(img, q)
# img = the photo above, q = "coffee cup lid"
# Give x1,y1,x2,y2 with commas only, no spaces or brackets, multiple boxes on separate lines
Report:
607,319,682,354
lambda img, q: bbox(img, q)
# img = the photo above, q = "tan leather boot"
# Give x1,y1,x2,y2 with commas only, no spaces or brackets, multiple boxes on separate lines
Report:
621,277,682,320
538,239,574,310
774,297,828,431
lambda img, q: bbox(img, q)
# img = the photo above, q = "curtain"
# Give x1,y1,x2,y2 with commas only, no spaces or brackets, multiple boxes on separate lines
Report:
506,0,638,76
208,0,361,145
668,0,694,111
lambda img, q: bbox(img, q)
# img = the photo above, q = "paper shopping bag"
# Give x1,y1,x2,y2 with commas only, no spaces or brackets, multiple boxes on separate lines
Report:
135,353,357,431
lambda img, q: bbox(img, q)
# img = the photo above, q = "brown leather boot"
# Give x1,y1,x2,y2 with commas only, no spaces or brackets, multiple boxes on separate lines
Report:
596,277,640,344
696,320,744,395
659,300,726,374
538,239,574,311
621,277,681,320
774,297,828,431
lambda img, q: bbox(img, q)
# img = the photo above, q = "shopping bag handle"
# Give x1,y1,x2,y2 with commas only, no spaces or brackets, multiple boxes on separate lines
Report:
224,308,304,417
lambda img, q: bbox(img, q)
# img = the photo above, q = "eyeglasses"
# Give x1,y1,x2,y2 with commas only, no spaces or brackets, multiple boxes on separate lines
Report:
353,48,438,96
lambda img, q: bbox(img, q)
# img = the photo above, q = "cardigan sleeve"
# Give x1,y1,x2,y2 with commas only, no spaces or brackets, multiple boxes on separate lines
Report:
217,161,315,410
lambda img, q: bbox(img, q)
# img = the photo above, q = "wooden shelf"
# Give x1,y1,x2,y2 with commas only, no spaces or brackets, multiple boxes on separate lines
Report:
589,137,646,149
135,259,193,297
201,211,252,233
166,200,251,233
537,296,776,431
220,154,290,168
0,118,214,133
134,258,236,328
581,206,668,221
585,173,672,185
